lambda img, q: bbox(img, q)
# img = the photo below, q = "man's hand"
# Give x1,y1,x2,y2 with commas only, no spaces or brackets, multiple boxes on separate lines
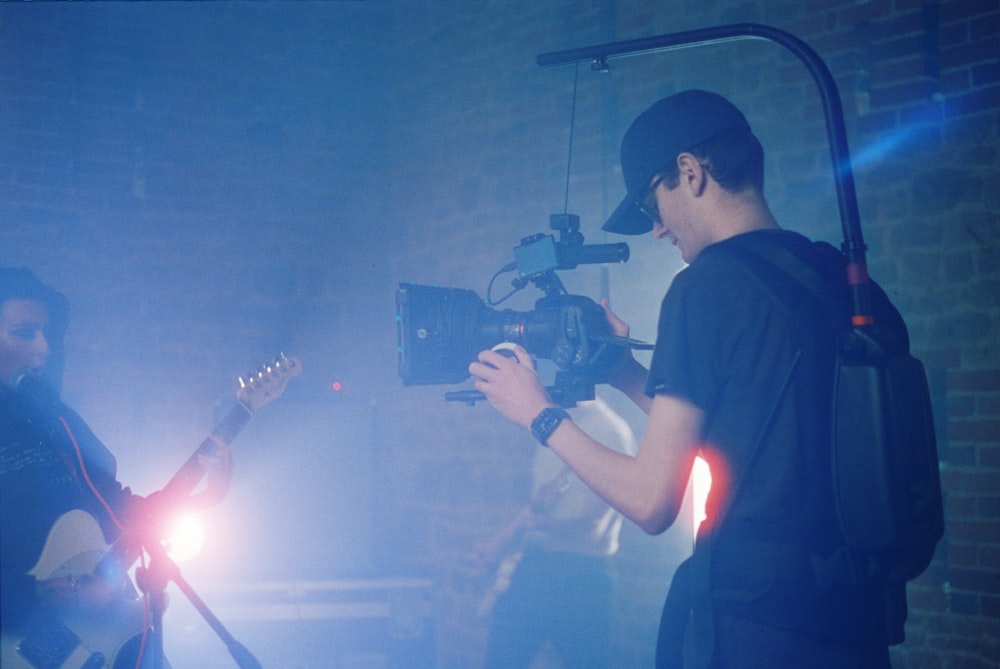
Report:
600,299,652,412
600,298,631,339
468,347,554,429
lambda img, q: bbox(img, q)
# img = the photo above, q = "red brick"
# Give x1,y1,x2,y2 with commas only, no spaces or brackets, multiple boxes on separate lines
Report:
949,567,1000,594
982,595,1000,618
946,493,978,517
941,37,1000,69
947,541,980,567
870,33,926,62
949,370,1000,392
981,446,1000,467
970,12,1000,39
954,466,1000,492
837,1,894,25
916,348,963,368
873,55,933,83
946,519,1000,543
982,545,1000,569
945,86,1000,117
939,68,973,93
940,0,1000,23
907,583,950,612
973,61,1000,86
948,418,1000,442
872,79,943,106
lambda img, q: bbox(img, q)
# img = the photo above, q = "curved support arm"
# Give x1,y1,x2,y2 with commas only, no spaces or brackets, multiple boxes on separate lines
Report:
537,23,873,325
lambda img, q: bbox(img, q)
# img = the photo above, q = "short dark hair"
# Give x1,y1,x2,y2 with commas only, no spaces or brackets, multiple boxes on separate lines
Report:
659,127,764,194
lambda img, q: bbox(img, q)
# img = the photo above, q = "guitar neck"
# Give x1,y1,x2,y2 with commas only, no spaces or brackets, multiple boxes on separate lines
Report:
160,401,253,500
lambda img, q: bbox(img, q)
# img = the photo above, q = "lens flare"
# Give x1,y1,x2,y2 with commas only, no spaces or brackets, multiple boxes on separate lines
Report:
162,515,205,563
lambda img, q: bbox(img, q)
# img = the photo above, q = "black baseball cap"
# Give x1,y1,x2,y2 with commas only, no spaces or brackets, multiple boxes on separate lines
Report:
602,90,751,235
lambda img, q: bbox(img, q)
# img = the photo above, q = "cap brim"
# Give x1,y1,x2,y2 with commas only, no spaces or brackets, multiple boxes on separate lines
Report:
602,195,653,235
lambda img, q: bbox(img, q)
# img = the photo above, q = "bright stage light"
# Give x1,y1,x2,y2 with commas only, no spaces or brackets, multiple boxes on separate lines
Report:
162,515,206,563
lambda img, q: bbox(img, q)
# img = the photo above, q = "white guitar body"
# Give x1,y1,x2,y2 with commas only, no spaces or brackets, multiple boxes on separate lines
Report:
2,598,149,669
1,511,150,669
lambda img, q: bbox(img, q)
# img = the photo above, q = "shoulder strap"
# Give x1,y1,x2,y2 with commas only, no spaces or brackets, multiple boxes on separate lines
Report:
716,234,847,331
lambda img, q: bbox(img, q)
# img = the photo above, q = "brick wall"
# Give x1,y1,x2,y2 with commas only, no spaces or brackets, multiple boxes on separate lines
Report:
1,1,997,667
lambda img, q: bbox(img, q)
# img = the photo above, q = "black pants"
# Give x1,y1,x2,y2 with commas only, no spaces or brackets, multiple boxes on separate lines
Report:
655,564,892,669
484,547,614,669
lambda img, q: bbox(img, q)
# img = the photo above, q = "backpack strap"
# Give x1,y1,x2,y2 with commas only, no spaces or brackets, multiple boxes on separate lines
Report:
673,236,840,668
686,349,802,669
718,233,846,328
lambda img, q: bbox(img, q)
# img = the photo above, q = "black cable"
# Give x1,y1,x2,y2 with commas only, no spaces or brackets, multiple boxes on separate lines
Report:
562,62,579,214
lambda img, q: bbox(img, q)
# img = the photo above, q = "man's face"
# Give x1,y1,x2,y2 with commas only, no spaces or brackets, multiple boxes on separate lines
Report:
646,179,699,263
644,160,712,264
0,298,51,389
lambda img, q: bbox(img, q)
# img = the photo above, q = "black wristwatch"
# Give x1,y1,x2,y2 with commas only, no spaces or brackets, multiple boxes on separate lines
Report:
531,407,570,446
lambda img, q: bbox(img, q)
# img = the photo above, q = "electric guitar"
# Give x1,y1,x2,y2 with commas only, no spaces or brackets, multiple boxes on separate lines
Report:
2,355,301,669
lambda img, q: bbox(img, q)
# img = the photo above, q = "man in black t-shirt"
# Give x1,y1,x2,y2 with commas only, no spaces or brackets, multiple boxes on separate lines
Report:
469,90,904,668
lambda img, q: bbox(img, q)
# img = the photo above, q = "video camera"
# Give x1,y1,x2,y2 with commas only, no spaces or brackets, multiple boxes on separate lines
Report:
396,214,647,406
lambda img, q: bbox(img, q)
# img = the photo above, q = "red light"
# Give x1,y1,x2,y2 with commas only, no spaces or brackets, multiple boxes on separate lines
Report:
331,381,342,391
692,456,712,541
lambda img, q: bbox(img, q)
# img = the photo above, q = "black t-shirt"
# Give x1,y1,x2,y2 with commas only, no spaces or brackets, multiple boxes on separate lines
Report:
647,228,908,641
0,384,135,630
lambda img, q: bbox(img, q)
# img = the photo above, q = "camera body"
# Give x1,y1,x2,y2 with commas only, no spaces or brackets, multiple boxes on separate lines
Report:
395,215,631,406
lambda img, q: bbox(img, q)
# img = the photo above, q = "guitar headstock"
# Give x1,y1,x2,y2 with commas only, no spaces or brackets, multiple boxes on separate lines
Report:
236,354,302,413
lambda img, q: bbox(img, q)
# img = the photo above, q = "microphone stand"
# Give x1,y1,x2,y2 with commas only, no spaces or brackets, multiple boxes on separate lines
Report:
134,539,262,669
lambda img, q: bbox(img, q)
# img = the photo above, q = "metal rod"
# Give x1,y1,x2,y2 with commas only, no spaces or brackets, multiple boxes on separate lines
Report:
537,22,873,324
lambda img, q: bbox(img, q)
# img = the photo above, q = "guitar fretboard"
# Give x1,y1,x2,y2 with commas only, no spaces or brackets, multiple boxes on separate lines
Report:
161,401,253,500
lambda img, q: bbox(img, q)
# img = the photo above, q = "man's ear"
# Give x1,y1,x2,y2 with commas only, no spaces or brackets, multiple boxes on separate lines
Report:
676,153,706,196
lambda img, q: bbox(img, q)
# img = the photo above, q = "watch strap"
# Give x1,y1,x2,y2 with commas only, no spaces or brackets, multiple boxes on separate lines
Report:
531,407,570,446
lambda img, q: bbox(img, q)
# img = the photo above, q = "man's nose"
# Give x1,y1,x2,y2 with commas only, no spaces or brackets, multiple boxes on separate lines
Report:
34,332,51,359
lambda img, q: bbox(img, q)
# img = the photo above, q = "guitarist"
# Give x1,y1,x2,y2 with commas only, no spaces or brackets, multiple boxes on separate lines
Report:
478,396,637,669
0,268,233,660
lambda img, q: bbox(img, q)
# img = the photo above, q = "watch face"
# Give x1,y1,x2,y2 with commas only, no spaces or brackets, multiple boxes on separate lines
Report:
532,408,568,445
